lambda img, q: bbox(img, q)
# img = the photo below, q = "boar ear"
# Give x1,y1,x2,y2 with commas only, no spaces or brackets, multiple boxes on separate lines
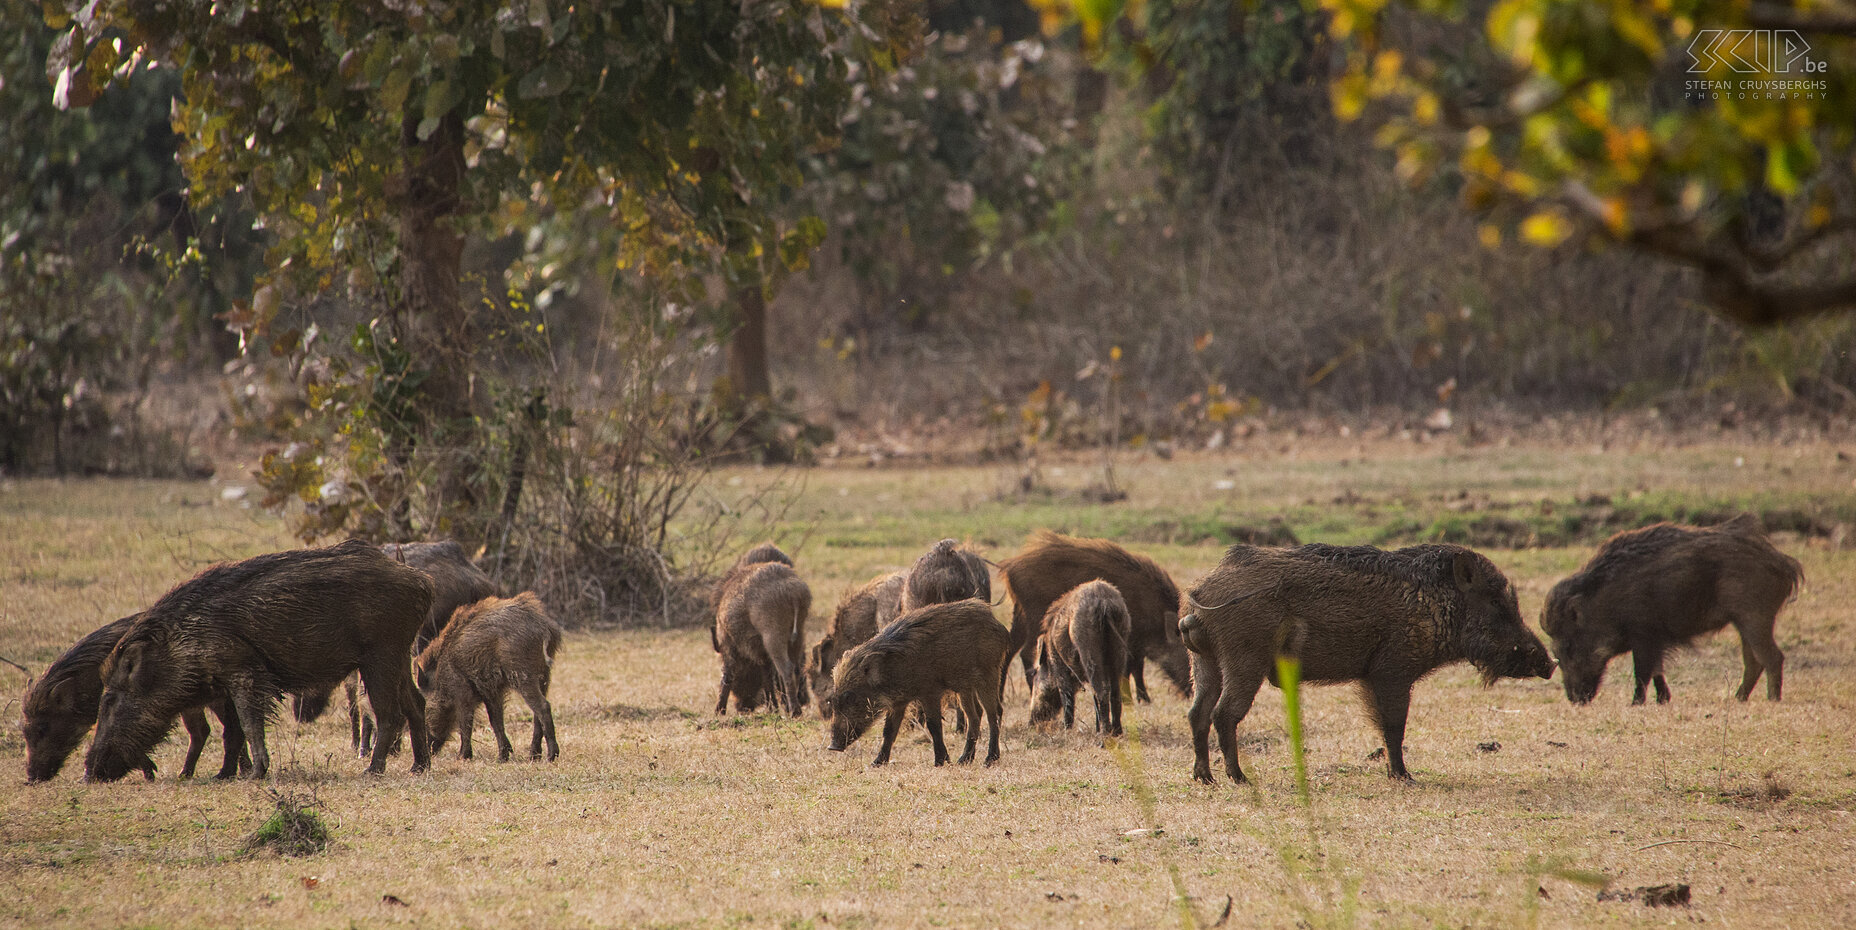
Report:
120,642,156,690
47,678,78,712
1451,551,1478,590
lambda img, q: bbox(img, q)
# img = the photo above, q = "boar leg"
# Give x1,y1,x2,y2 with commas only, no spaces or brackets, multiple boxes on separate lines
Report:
979,683,1003,767
1211,660,1268,785
1736,632,1784,701
180,708,210,779
1128,654,1154,704
871,701,909,767
1630,649,1667,705
923,700,950,767
518,676,558,761
484,691,515,763
230,689,273,779
714,665,733,716
1188,652,1225,785
210,700,250,779
957,690,982,764
1364,680,1415,781
344,674,362,754
399,675,431,773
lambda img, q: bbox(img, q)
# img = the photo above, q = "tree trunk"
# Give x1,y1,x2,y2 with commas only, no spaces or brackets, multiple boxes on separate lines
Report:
394,109,480,539
725,273,774,406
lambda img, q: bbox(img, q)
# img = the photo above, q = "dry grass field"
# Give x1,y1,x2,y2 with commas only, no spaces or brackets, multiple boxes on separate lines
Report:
3,432,1855,928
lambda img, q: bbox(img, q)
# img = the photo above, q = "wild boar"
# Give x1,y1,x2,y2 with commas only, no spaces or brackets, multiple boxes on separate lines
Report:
85,539,434,780
901,539,991,612
824,600,1010,766
1030,580,1131,737
381,540,500,652
998,531,1190,703
807,570,906,718
715,560,811,716
1180,543,1554,783
416,592,562,762
21,614,247,782
1542,514,1801,705
293,540,498,737
712,542,793,656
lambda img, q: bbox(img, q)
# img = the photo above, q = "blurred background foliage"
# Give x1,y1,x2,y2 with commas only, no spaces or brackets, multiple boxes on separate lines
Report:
7,0,1854,622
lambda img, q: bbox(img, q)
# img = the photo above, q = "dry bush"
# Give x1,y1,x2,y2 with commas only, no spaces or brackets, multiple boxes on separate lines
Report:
769,104,1854,450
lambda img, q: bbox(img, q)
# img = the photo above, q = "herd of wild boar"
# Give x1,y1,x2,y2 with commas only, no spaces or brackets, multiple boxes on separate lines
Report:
17,514,1803,786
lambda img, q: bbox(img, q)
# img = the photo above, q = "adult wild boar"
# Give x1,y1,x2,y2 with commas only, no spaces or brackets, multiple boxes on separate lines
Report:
1030,580,1131,737
22,614,247,782
901,539,990,611
714,559,811,716
297,540,500,749
417,592,563,762
85,539,434,780
825,600,1010,766
1542,514,1801,705
381,540,500,652
1180,543,1554,783
807,570,906,718
999,531,1189,703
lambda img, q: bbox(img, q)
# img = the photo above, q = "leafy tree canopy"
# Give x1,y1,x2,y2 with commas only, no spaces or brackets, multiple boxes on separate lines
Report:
1044,0,1856,327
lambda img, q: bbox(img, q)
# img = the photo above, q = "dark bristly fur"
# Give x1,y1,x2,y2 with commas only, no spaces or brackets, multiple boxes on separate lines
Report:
21,615,249,782
85,539,434,781
999,531,1190,704
321,540,501,754
825,600,1010,767
417,592,563,762
808,570,906,719
1542,514,1802,706
382,540,501,653
1031,580,1131,737
1181,542,1553,784
901,539,991,612
714,552,811,717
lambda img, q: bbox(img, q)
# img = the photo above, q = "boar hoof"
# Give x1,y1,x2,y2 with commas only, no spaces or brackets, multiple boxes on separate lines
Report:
1192,769,1216,786
983,753,999,767
868,758,888,768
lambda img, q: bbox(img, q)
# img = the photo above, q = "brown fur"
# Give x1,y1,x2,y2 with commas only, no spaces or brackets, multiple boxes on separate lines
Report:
998,531,1190,704
901,539,991,612
296,540,499,751
416,592,563,762
1182,543,1553,783
715,560,812,716
21,614,249,782
712,542,793,654
1030,581,1131,737
381,541,500,652
85,539,434,781
1543,514,1802,705
826,600,1010,767
807,570,905,718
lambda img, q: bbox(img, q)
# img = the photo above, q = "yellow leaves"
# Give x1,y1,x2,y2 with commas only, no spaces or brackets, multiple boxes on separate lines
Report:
1520,211,1572,247
1331,73,1369,121
1604,125,1652,183
1486,1,1541,67
1109,345,1122,362
1371,51,1403,92
1412,92,1439,127
1477,224,1502,248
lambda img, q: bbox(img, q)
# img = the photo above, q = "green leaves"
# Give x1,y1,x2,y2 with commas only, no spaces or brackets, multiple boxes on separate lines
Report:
1319,0,1856,323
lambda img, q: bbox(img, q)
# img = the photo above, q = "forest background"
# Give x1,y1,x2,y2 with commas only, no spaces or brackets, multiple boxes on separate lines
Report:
6,0,1855,625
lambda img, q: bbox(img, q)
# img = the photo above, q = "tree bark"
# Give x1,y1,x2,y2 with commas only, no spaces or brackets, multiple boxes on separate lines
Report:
725,273,774,406
394,108,480,536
